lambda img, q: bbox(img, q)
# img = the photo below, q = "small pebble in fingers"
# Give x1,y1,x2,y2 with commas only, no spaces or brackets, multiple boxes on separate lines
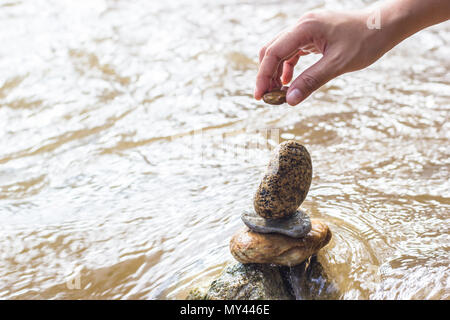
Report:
262,89,287,105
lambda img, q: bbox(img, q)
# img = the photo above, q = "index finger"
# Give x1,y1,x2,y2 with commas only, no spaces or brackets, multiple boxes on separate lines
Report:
254,26,311,100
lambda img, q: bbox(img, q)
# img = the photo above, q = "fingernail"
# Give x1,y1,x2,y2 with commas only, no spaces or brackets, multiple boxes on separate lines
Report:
287,88,303,105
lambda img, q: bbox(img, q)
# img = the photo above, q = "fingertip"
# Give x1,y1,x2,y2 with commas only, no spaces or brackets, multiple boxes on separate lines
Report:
286,88,303,106
281,72,289,85
254,88,262,100
281,63,294,85
255,74,270,100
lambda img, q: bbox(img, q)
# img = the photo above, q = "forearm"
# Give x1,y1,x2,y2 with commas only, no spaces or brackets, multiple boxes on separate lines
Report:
377,0,450,50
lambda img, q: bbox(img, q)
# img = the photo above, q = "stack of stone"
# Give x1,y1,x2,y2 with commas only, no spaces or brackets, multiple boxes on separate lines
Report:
230,140,331,267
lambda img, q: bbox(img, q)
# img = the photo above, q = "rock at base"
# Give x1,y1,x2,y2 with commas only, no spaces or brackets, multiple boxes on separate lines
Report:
279,255,340,300
186,257,339,300
203,263,292,300
241,209,311,238
230,219,332,266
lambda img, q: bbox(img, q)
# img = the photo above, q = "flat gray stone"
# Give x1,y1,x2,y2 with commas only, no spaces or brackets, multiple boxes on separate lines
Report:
241,210,311,238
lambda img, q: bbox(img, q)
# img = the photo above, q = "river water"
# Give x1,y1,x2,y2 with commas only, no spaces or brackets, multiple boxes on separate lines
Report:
0,0,449,299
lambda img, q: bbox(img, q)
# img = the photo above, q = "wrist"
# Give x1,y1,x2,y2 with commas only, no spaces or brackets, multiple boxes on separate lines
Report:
359,1,420,56
377,0,450,48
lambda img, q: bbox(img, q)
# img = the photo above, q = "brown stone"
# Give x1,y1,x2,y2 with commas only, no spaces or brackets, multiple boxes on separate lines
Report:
229,219,331,267
254,140,312,219
263,89,287,105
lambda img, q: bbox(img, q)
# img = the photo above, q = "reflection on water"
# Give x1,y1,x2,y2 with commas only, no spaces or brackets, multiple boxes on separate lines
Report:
0,0,449,299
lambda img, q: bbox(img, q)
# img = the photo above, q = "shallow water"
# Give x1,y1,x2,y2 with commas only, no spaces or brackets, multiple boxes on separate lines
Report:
0,0,449,299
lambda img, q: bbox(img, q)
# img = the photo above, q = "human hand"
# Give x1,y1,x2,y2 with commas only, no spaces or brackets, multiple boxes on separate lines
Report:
254,9,391,106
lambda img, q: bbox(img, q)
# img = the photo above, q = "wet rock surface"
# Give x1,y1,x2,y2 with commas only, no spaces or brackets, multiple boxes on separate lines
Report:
203,263,292,300
241,210,311,238
186,257,339,300
230,219,332,266
279,256,340,300
254,141,312,219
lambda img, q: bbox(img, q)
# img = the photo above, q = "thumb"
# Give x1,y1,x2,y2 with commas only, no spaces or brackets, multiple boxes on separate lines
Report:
286,55,338,106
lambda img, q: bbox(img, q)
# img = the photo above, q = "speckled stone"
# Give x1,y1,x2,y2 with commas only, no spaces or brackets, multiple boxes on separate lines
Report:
229,219,332,267
241,210,311,238
254,140,312,219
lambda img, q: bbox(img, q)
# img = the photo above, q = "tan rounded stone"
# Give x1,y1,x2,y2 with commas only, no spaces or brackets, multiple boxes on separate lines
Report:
229,219,331,267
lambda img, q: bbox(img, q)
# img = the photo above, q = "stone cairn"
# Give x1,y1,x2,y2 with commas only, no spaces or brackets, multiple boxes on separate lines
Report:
230,140,332,267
